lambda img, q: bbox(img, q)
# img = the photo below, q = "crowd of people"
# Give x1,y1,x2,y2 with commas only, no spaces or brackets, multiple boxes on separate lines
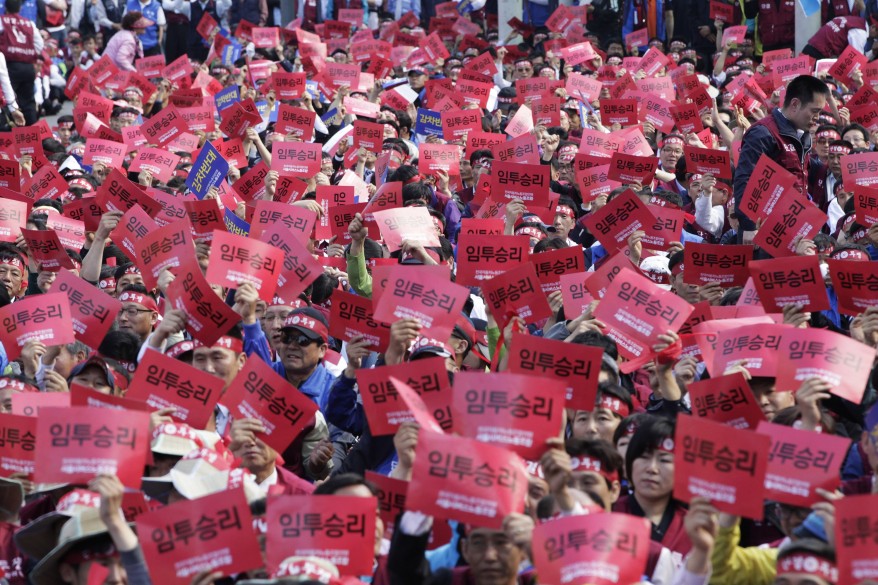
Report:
1,0,878,584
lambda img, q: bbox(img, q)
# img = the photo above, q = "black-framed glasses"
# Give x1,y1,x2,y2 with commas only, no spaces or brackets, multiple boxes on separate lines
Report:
280,332,317,347
119,307,153,318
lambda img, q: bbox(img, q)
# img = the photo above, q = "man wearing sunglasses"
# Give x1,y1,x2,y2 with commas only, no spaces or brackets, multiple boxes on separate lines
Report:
271,307,337,411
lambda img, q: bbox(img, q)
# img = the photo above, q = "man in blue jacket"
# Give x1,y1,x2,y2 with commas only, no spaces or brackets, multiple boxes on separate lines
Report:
732,75,831,247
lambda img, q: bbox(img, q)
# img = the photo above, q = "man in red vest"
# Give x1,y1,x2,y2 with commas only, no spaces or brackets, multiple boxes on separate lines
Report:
0,0,42,125
732,75,831,246
802,14,876,60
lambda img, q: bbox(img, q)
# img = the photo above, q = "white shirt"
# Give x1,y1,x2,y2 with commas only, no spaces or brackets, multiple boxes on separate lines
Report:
256,467,278,494
694,193,725,240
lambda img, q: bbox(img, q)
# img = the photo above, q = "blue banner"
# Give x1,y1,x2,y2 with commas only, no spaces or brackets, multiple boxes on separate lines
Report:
214,85,240,112
224,207,250,236
186,142,229,199
415,108,443,137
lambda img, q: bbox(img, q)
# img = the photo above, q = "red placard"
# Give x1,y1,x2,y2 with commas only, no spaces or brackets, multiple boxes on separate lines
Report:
140,106,189,147
250,200,316,242
507,333,603,410
710,0,734,22
442,108,481,142
11,391,70,417
454,78,493,108
684,242,751,287
842,151,878,188
251,25,280,48
481,261,553,328
49,269,122,349
275,104,315,138
83,138,126,168
257,222,324,303
581,189,655,251
639,94,674,133
133,219,196,289
407,430,528,528
69,384,150,413
687,372,765,430
492,132,539,165
271,141,321,175
828,258,878,316
96,168,163,217
372,206,441,253
455,234,529,286
566,72,602,103
625,27,648,50
0,197,26,242
35,406,150,487
185,199,227,241
205,230,284,302
836,494,878,585
757,421,849,507
162,54,195,83
669,102,704,134
352,119,383,152
712,323,789,377
775,327,874,404
854,183,878,226
373,265,468,342
0,159,19,191
749,255,830,313
829,45,867,85
218,101,262,138
740,156,801,221
136,54,166,78
329,290,391,350
138,488,261,584
560,271,595,317
418,143,461,176
452,371,564,460
21,165,68,201
575,164,620,204
684,146,732,179
165,259,242,347
357,358,453,435
531,246,585,294
0,413,35,477
593,267,694,361
607,152,657,185
641,204,683,250
674,414,769,520
222,357,319,453
366,471,409,524
0,292,75,360
126,349,224,429
128,148,181,183
265,495,377,575
532,513,650,585
490,161,550,207
600,99,639,126
753,200,826,258
504,104,535,138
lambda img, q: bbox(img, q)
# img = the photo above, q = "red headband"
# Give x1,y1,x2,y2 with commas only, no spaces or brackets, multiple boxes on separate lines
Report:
118,291,158,313
597,394,630,417
213,335,245,353
404,174,422,185
776,554,837,584
555,205,574,218
662,136,684,147
569,455,619,482
0,378,38,393
99,277,116,290
283,313,329,342
0,257,24,271
123,265,141,276
516,227,546,240
830,248,868,261
151,422,204,444
671,262,684,277
828,144,851,155
816,130,840,140
657,437,675,454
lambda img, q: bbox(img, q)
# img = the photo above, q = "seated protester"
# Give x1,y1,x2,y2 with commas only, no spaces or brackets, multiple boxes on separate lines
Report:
14,475,151,585
270,307,336,410
386,423,537,585
570,382,633,443
21,339,89,391
551,196,579,246
115,285,159,347
538,438,677,584
613,416,692,559
0,243,28,301
67,355,131,396
313,474,389,582
229,415,327,493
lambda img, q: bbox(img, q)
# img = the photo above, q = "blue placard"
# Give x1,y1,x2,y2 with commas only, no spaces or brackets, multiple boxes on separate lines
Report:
415,108,443,137
214,85,240,112
186,142,229,199
799,0,820,17
224,207,250,236
221,41,242,66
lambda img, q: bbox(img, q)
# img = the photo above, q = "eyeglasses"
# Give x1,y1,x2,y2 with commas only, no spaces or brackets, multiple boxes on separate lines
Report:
119,307,153,318
280,332,318,347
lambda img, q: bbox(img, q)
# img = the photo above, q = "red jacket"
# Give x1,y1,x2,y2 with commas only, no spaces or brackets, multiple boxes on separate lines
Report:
758,0,796,49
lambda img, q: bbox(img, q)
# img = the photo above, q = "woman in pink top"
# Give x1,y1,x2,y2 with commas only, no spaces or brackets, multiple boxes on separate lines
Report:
101,11,152,71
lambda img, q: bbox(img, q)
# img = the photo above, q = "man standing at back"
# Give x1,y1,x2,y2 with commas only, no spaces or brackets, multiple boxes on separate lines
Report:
0,0,41,125
732,75,831,245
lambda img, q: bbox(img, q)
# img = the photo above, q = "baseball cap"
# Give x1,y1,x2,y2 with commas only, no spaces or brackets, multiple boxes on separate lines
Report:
281,307,329,343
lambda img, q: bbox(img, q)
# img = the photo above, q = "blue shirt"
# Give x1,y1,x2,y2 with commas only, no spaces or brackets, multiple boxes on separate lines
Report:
270,360,337,411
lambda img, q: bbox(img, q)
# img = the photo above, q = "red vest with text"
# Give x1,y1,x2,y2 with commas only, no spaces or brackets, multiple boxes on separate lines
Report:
823,0,856,21
808,16,867,58
0,14,37,63
749,112,810,200
758,0,796,48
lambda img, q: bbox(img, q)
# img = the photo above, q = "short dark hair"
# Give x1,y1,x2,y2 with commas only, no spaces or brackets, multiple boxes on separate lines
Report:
4,0,21,13
569,330,619,361
783,75,830,108
566,438,623,489
624,416,675,484
842,123,869,141
313,473,378,496
402,182,432,205
595,382,633,417
98,330,142,364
